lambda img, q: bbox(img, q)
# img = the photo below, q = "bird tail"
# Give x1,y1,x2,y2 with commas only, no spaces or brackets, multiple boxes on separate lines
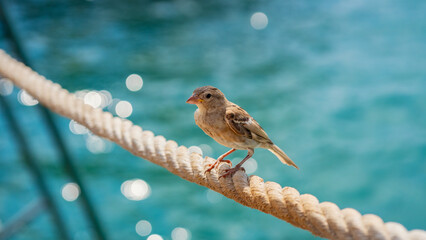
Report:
268,144,299,169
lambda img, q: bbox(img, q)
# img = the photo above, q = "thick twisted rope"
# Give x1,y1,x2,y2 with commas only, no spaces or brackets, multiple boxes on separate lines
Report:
0,50,424,240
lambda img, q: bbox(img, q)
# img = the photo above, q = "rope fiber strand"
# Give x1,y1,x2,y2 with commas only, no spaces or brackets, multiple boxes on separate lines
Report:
0,50,424,240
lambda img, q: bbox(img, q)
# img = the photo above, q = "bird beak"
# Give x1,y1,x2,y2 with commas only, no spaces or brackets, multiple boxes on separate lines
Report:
186,94,201,104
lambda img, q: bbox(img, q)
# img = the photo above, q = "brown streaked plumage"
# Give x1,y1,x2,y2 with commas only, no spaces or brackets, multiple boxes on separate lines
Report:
186,86,298,177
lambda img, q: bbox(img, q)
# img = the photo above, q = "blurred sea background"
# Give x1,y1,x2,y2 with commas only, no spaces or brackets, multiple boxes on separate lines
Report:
0,0,425,239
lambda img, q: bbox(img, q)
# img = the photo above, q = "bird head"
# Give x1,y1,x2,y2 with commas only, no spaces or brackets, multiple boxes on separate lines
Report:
186,86,226,109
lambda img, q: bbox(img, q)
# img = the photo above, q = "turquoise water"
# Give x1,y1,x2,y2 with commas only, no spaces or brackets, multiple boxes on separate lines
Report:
0,0,425,239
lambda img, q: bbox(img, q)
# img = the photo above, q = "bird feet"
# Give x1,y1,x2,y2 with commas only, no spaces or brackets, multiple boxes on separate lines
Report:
219,167,245,179
204,158,232,174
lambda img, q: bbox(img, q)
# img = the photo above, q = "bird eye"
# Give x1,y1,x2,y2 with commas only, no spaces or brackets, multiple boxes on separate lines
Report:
206,93,212,99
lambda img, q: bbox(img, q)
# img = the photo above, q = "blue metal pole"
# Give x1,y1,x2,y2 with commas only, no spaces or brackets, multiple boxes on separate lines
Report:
0,95,71,240
0,1,107,239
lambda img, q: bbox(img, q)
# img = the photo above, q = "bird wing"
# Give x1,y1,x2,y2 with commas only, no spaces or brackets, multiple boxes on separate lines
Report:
225,104,273,144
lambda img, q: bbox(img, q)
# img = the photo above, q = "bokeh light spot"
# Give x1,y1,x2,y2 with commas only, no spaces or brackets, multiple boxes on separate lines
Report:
126,74,143,92
244,158,258,174
171,227,191,240
86,134,111,153
0,78,13,96
147,234,163,240
135,220,152,237
69,120,89,135
61,183,80,202
250,12,268,30
121,179,151,201
198,144,213,157
188,146,203,156
18,90,39,106
99,90,112,108
75,90,89,99
84,91,102,108
115,100,133,118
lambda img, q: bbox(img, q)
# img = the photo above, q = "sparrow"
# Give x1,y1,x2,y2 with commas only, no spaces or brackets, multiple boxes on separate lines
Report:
186,86,298,178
